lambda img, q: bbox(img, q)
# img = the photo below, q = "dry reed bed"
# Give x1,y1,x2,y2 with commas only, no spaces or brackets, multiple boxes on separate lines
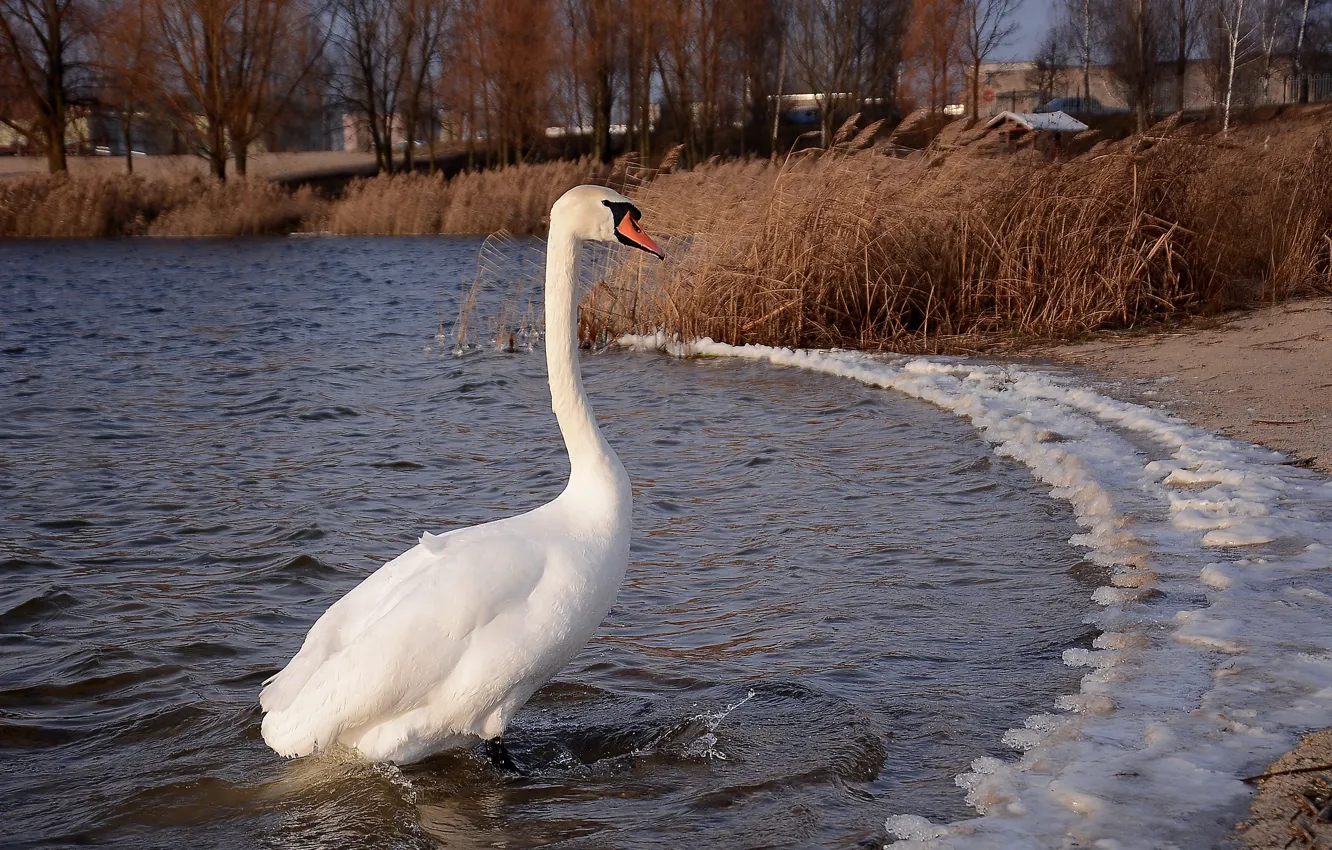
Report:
584,127,1332,353
0,174,319,237
322,160,600,235
0,159,600,238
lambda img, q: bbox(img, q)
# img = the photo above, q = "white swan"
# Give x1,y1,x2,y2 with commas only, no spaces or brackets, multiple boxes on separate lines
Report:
260,185,664,764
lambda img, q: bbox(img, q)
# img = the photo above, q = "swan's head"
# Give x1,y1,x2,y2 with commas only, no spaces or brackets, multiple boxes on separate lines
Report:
552,185,664,259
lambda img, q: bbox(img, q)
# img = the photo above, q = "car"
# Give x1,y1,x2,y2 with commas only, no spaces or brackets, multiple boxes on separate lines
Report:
1033,96,1127,116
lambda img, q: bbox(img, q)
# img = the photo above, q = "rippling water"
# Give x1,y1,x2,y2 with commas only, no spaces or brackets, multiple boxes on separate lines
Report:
1,238,1100,848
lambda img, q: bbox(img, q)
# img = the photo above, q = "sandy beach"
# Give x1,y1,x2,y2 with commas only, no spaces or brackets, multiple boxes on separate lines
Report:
1046,297,1332,474
1047,298,1332,848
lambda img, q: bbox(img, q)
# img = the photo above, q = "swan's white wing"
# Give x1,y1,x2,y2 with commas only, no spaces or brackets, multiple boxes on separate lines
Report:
260,526,548,757
259,530,456,713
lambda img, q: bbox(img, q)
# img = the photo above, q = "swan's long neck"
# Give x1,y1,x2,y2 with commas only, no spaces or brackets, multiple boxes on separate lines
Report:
545,223,626,496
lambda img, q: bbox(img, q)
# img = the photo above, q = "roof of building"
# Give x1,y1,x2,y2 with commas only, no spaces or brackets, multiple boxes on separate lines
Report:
984,110,1089,133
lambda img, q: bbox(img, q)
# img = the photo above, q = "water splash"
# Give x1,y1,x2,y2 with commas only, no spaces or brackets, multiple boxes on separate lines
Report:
681,689,757,761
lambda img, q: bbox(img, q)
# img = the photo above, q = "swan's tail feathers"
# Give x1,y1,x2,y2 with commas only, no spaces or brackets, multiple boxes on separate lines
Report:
259,665,332,758
259,642,331,714
261,707,325,758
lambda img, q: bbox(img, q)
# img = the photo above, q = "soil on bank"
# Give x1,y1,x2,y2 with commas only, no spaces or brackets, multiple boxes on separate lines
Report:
1239,730,1332,850
1044,296,1332,473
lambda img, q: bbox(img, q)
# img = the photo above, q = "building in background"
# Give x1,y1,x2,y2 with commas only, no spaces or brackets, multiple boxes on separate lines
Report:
968,59,1331,119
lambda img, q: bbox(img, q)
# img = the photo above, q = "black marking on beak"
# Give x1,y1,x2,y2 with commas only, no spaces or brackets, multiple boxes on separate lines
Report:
603,200,663,259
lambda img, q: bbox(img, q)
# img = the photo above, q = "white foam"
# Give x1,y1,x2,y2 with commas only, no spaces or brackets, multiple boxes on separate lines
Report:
620,334,1332,848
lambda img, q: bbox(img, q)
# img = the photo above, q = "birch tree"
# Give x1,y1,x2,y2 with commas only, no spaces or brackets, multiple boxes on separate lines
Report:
1293,0,1312,101
1215,0,1254,131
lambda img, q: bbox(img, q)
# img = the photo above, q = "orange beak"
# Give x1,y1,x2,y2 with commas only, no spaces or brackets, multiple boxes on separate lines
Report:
616,215,664,259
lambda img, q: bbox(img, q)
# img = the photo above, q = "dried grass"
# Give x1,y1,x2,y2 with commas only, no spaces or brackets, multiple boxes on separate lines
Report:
0,174,181,237
0,159,594,238
0,173,322,237
149,180,322,236
583,124,1332,353
323,160,599,235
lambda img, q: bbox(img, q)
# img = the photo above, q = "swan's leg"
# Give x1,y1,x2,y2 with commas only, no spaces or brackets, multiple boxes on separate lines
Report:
484,737,520,772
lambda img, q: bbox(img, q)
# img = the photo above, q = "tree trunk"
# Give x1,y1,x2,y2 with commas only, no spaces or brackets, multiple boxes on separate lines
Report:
427,113,437,175
626,27,639,156
1295,0,1311,103
233,140,248,176
1136,0,1149,133
42,0,68,172
1224,0,1244,133
596,68,612,163
209,142,227,181
45,118,66,172
1175,0,1187,112
1082,0,1091,108
638,24,651,158
403,105,417,173
971,56,980,122
820,91,833,148
122,110,134,174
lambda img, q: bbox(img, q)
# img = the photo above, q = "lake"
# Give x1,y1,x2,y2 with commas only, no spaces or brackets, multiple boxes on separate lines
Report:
0,238,1096,848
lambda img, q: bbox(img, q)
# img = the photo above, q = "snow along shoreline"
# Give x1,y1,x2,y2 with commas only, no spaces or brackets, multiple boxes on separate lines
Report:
619,334,1332,849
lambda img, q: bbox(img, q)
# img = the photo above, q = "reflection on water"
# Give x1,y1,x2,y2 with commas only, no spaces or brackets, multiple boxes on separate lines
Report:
0,238,1097,848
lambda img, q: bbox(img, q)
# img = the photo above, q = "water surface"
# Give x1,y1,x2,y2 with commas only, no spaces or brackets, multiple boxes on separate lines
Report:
1,239,1098,848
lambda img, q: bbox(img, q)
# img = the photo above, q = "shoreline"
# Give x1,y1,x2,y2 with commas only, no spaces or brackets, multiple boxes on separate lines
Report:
1040,296,1332,475
1043,298,1332,849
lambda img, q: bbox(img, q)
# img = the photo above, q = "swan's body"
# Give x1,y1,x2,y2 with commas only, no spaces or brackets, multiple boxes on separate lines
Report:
260,186,662,764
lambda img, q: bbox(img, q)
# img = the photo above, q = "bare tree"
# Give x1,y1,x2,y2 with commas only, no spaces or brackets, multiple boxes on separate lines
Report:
95,0,158,171
734,0,782,156
335,0,405,172
1252,0,1288,101
655,0,694,158
482,0,552,164
564,0,618,161
1056,0,1094,107
906,0,963,115
0,0,96,171
1215,0,1255,131
791,0,864,146
959,0,1019,121
1027,25,1069,104
1167,0,1200,111
397,0,448,171
1293,0,1315,101
222,0,327,175
153,0,230,178
1080,0,1091,104
623,0,653,156
1100,0,1167,131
